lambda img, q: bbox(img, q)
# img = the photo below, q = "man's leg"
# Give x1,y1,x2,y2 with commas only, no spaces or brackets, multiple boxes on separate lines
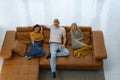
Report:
46,49,60,59
50,43,58,78
56,44,70,56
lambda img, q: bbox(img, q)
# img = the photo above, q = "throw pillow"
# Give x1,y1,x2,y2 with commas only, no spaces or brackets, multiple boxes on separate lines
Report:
12,40,27,56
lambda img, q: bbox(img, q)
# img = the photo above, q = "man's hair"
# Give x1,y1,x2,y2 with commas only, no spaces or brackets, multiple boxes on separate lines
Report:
54,19,60,24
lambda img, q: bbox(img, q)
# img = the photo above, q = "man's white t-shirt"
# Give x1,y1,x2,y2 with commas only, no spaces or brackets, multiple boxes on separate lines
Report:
47,25,66,43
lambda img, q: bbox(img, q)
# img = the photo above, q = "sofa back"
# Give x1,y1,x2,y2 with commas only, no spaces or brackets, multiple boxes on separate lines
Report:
16,26,91,45
16,26,33,44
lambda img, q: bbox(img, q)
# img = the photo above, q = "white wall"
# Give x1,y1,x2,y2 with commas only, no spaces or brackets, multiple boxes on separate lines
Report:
101,0,120,80
0,0,27,27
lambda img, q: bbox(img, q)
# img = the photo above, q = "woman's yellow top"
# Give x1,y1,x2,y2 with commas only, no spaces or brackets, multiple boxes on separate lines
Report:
30,32,43,40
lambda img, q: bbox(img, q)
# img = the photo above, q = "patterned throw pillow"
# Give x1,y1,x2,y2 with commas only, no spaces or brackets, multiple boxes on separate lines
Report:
12,40,27,56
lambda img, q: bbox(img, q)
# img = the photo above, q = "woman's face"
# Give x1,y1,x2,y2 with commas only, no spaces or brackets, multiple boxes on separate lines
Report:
34,27,40,33
71,25,77,31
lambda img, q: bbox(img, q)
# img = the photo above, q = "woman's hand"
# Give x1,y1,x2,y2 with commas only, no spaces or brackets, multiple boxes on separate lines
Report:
74,39,79,42
75,38,83,42
78,38,83,41
34,38,44,41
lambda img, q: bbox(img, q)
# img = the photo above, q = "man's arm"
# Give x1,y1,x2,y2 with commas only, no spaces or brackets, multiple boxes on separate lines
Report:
61,27,67,48
40,25,50,29
63,35,66,46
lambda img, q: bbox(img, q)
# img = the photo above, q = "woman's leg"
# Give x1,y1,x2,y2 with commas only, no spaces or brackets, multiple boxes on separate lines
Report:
25,44,35,57
32,47,45,58
26,42,45,58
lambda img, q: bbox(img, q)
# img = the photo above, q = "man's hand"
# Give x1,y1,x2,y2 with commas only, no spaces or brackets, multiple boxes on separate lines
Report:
61,44,65,49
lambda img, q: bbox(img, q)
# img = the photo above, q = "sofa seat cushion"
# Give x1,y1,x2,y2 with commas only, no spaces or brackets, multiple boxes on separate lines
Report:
40,45,103,69
12,40,28,56
0,55,40,80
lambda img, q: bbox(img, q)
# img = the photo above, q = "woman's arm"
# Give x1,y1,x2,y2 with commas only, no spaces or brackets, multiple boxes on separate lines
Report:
70,31,75,41
71,30,84,42
34,32,44,41
77,29,84,41
34,37,44,41
78,37,83,41
31,37,35,45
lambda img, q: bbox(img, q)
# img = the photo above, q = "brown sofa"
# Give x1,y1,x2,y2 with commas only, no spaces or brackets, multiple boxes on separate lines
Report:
0,26,107,80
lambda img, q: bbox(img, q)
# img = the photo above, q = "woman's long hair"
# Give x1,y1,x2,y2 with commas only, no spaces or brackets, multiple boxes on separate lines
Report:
33,24,41,31
70,23,78,33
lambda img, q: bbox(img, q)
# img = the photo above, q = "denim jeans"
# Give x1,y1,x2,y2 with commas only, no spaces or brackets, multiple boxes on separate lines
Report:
50,43,70,73
26,41,45,58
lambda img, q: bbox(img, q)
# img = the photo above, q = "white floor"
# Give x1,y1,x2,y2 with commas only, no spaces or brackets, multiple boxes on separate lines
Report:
0,27,120,80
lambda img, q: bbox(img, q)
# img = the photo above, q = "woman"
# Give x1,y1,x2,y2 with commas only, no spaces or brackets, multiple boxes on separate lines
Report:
70,23,92,57
25,24,45,60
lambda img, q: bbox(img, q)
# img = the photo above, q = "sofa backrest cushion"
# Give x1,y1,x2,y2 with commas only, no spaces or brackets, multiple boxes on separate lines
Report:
16,27,33,44
16,26,91,45
43,27,50,43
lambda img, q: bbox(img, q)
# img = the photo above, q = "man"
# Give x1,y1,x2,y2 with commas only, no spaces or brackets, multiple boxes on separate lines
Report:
43,19,69,79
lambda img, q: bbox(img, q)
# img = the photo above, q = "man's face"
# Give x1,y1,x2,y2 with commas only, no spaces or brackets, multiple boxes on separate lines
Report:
54,23,59,28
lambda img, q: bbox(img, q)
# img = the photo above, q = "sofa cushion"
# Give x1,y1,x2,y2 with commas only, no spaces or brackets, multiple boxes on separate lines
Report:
66,32,71,45
43,28,50,43
40,45,103,69
17,26,33,32
0,31,16,59
83,32,91,44
12,40,27,56
0,54,39,80
16,32,31,44
16,27,33,44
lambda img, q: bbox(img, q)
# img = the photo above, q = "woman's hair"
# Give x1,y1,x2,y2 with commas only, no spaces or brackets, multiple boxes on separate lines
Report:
71,23,77,28
33,24,41,31
70,23,78,33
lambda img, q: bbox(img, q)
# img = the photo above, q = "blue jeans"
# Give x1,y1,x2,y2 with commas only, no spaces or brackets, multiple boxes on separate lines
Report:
26,41,45,58
50,43,70,73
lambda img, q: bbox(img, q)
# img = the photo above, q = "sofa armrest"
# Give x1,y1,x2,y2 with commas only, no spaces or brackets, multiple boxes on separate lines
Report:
0,31,16,59
92,31,107,59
